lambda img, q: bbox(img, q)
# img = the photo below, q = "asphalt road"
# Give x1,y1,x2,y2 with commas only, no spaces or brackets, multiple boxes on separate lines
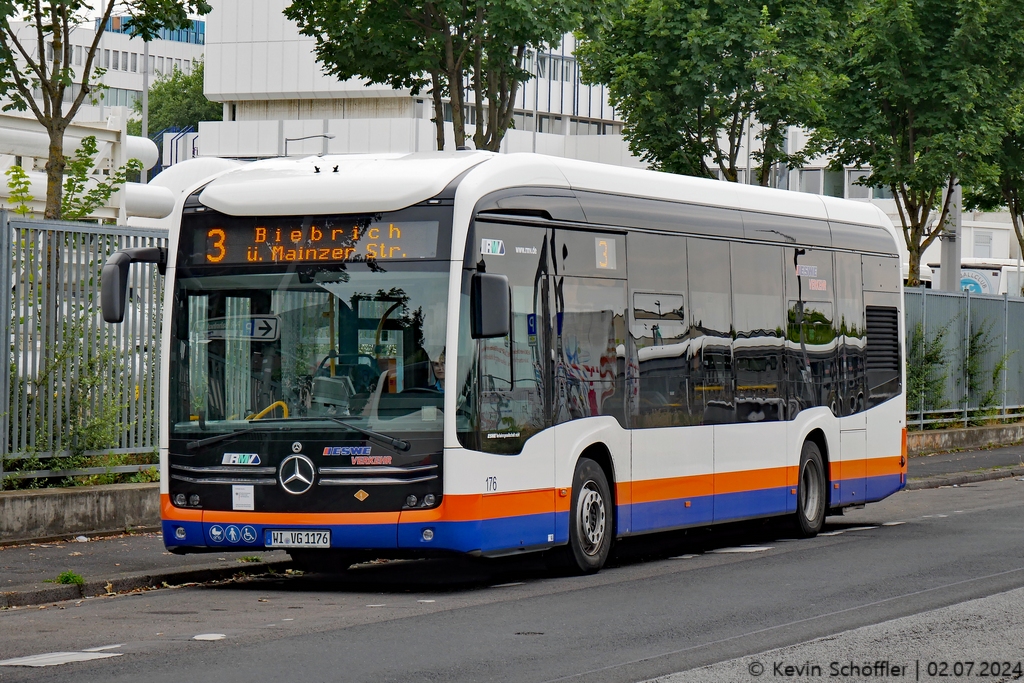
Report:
1,477,1023,683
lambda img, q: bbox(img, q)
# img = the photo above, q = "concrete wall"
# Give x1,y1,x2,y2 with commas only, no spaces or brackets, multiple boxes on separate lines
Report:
0,483,159,544
908,424,1024,457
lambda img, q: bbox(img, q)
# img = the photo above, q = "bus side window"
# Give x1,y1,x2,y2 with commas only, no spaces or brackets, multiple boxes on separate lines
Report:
687,238,733,425
732,242,784,423
627,232,691,428
835,252,866,416
785,248,836,417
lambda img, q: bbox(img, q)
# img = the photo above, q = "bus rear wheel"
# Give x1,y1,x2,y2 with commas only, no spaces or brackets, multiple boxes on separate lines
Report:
794,440,826,537
564,458,613,574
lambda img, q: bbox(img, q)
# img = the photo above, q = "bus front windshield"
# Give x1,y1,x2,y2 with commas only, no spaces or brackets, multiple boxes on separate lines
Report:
171,266,449,436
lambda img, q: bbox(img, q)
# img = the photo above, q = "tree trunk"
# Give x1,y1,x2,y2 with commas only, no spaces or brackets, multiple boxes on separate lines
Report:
43,127,66,220
430,71,445,151
906,245,922,288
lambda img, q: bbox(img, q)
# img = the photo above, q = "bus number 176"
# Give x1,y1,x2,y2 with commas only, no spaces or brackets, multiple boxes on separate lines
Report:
485,476,498,492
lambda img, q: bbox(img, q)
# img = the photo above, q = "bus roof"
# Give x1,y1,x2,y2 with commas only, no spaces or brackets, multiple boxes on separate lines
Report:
196,151,896,235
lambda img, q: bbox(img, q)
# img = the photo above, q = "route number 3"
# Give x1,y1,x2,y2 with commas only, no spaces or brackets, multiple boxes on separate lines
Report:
485,476,498,492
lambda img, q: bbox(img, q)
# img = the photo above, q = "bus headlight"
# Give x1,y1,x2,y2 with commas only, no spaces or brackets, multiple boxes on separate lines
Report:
189,494,201,507
406,495,418,507
174,493,186,507
423,494,436,507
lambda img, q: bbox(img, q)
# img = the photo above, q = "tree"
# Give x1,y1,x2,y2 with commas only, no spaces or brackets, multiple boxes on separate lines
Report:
0,0,211,220
284,0,590,152
811,0,1024,286
575,0,836,182
128,60,220,136
966,127,1024,294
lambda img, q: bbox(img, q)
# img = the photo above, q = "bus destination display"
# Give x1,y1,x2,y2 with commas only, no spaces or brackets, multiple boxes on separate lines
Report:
193,220,439,265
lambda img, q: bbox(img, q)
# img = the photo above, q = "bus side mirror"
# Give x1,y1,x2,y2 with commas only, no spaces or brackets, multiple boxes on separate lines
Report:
470,272,510,339
101,247,167,323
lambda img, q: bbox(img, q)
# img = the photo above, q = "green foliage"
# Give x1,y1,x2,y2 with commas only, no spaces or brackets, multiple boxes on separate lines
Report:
47,570,85,586
966,132,1024,294
3,164,33,216
810,0,1024,286
128,61,221,136
238,556,263,563
285,0,592,151
575,0,837,182
0,1,211,218
907,322,950,417
964,319,1011,423
61,136,144,221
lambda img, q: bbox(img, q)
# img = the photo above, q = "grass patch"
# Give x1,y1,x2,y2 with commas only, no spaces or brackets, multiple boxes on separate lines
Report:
46,570,84,586
238,556,263,563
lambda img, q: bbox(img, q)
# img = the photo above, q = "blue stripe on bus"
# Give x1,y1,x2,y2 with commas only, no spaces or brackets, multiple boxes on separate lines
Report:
163,476,906,554
865,473,904,501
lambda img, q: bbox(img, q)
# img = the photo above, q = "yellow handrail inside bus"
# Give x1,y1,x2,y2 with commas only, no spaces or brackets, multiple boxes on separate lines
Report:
246,401,289,420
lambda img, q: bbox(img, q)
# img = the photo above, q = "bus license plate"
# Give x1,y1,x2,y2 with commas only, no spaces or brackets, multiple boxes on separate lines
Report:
266,530,330,548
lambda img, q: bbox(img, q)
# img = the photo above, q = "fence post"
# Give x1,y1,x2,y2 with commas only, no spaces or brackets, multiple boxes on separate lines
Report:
920,287,927,430
1003,292,1009,418
964,289,971,428
0,210,7,487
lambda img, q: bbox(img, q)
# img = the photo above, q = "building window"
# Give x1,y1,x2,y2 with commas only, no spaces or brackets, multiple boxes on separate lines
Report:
157,56,164,73
798,169,821,194
148,55,155,73
537,55,548,79
74,45,82,66
112,51,119,70
184,59,190,73
104,49,110,68
122,51,128,70
847,170,871,199
175,58,182,72
974,231,993,259
131,53,137,72
824,169,844,198
46,42,53,61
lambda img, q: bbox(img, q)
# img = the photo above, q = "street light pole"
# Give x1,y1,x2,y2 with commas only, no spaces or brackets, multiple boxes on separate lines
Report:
141,41,149,184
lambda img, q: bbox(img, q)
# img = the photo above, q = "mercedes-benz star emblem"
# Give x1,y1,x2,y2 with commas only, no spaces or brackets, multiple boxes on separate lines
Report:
279,454,315,495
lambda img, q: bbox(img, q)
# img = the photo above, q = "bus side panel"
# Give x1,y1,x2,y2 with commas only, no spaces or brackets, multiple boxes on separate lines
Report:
864,398,907,501
431,442,556,555
713,422,789,522
630,426,713,534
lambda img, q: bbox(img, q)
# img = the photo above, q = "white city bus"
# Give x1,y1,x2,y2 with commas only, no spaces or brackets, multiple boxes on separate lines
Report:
102,152,907,573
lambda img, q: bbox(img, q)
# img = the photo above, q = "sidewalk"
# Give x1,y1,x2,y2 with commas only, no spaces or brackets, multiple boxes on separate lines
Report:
0,531,290,608
1,445,1022,609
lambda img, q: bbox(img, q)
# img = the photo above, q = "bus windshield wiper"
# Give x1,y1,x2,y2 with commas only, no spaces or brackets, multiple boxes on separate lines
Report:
186,426,263,451
325,417,411,452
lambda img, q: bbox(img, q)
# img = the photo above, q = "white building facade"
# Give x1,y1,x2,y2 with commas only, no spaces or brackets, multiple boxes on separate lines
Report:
200,0,640,167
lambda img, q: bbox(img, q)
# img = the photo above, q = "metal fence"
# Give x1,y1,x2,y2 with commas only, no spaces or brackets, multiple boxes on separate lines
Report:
0,211,167,485
905,288,1024,429
0,216,1020,483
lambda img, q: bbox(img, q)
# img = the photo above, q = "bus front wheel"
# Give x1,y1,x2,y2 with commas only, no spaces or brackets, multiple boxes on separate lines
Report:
564,458,613,574
794,440,826,537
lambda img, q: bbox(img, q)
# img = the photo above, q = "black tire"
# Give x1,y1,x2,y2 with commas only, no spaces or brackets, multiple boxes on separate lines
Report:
563,458,614,574
287,549,358,574
794,440,826,537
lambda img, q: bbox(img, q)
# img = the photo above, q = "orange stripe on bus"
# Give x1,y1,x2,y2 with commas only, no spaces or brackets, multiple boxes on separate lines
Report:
714,467,791,494
632,474,714,504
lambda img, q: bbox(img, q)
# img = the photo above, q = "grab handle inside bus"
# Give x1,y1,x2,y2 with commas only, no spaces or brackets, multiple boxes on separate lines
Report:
470,272,510,338
101,247,167,323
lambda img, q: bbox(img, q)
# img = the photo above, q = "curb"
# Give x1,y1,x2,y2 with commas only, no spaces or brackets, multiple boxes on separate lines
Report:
906,467,1024,491
0,560,293,609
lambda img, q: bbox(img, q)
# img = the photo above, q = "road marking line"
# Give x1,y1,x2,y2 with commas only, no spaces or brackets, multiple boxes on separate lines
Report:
882,521,906,526
0,652,122,667
418,599,436,603
366,604,386,608
193,633,225,641
491,582,525,588
844,526,879,532
670,554,700,560
82,644,122,652
709,546,772,553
